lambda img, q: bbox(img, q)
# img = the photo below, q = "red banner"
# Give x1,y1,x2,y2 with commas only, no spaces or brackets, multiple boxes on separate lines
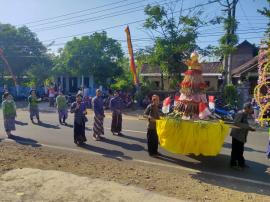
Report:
125,26,139,85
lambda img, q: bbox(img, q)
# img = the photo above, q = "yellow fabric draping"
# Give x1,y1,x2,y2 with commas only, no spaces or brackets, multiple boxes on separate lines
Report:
156,118,229,156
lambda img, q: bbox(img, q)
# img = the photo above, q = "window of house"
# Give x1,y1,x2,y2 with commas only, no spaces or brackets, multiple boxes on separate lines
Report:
155,81,160,88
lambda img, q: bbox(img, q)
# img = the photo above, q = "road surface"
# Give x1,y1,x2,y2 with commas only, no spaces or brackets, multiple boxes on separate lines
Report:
0,108,269,186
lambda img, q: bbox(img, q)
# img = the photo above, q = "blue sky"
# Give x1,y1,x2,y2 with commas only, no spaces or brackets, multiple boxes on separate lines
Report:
0,0,268,59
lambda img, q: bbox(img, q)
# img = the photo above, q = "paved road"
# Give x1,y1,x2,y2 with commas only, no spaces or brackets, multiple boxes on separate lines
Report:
0,109,269,185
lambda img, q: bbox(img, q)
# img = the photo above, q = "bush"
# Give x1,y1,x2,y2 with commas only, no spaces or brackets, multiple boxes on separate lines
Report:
223,84,238,106
111,79,131,91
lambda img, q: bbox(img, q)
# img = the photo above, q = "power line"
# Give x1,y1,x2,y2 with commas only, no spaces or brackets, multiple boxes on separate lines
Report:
32,0,172,32
29,0,159,29
197,35,265,43
238,1,257,32
17,0,130,26
2,34,265,55
1,27,266,50
1,26,266,49
41,19,146,43
38,0,219,42
199,29,267,37
32,0,209,33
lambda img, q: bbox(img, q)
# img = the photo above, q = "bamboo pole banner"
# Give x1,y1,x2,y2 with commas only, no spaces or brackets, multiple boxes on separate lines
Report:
0,48,17,86
125,26,139,85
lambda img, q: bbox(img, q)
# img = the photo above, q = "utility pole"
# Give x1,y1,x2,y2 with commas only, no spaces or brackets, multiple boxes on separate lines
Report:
227,0,237,85
218,0,238,86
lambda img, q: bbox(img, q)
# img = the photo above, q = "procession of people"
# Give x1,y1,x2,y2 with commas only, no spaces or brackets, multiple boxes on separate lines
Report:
1,86,269,172
0,88,137,148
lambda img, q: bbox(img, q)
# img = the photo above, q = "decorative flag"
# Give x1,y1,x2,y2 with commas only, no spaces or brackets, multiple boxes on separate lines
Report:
174,95,180,107
162,96,171,114
0,48,17,86
208,95,215,110
125,26,139,86
199,102,212,119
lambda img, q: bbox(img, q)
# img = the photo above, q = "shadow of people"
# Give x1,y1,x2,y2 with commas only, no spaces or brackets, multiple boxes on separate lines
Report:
85,127,92,131
9,135,42,147
15,120,28,126
79,143,132,160
120,133,147,144
101,137,146,152
152,152,270,196
36,121,60,129
223,142,266,154
190,168,270,198
155,152,270,184
63,123,73,128
155,153,199,168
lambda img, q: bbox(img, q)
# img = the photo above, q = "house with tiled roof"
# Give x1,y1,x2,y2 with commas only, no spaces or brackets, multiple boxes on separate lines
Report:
140,40,259,94
140,62,223,92
231,56,258,93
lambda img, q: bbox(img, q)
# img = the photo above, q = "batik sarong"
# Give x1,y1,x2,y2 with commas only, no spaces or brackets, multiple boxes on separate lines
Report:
111,111,122,133
93,114,104,137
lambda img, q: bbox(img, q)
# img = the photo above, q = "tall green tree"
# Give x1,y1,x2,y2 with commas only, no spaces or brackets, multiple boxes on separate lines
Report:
204,0,239,85
110,57,134,91
54,31,124,87
0,23,51,83
26,53,54,86
141,2,204,89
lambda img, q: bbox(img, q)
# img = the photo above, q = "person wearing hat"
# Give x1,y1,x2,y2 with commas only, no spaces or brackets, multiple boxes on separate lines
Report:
144,94,161,157
70,92,87,145
92,89,105,141
56,91,68,125
230,102,256,170
109,90,124,136
28,89,42,124
2,92,16,138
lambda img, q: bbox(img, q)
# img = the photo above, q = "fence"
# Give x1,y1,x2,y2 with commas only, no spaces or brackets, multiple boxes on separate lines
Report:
0,86,46,101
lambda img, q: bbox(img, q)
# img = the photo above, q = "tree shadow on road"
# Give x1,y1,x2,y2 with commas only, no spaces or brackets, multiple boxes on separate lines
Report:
37,122,60,129
9,135,42,147
79,143,132,161
120,133,147,144
155,153,270,196
223,142,266,154
101,137,146,152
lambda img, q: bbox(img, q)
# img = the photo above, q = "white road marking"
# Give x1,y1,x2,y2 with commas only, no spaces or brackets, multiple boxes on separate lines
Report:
3,138,270,187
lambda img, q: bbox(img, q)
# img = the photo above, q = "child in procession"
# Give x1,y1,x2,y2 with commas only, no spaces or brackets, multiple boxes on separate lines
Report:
28,89,42,124
2,92,16,138
56,91,68,125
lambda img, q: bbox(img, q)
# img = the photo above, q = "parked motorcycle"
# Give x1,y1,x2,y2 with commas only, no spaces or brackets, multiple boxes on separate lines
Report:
211,99,238,121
